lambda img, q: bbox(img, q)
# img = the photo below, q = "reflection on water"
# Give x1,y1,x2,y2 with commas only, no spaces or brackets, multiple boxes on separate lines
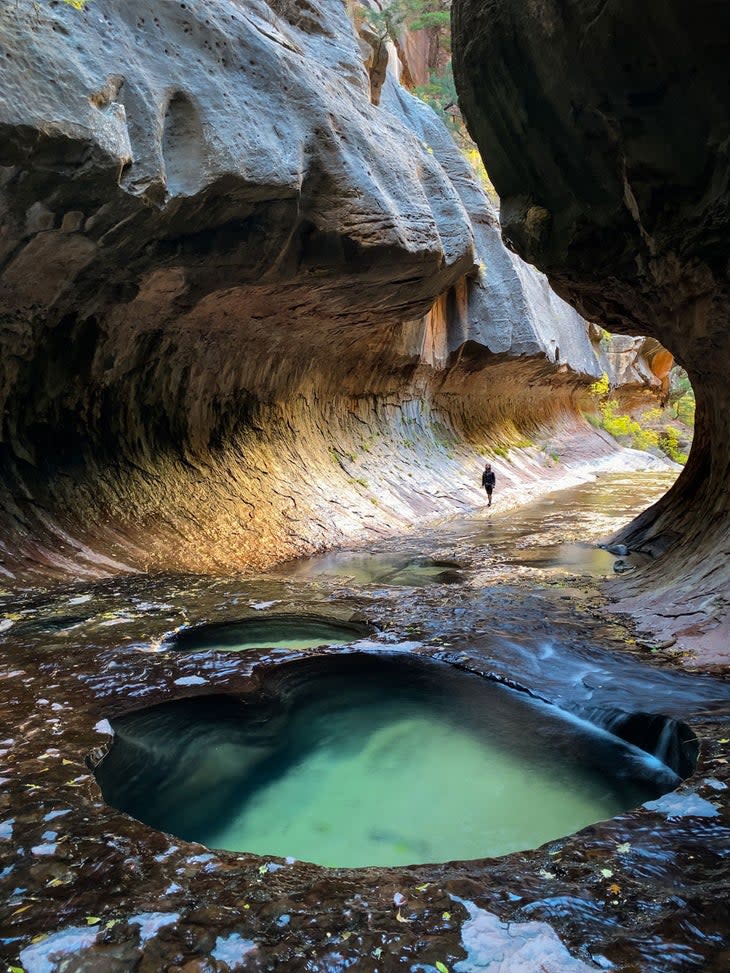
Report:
97,654,679,868
286,472,678,583
285,552,464,586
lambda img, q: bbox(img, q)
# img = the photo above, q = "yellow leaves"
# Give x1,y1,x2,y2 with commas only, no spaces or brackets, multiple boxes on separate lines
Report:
85,916,101,925
395,908,412,923
588,373,610,398
415,883,429,892
441,911,451,921
608,883,622,897
436,963,450,973
62,0,90,10
11,904,32,917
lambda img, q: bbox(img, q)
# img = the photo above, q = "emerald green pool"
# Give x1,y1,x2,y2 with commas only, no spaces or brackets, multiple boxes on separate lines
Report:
170,614,369,653
96,653,679,868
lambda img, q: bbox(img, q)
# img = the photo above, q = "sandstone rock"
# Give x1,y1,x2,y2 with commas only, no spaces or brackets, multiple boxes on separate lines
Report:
453,0,730,659
0,0,662,578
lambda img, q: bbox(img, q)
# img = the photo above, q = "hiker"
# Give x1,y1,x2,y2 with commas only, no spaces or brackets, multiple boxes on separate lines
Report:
481,462,496,506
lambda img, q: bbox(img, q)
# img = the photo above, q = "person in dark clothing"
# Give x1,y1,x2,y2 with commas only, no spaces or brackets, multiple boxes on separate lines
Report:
481,462,496,506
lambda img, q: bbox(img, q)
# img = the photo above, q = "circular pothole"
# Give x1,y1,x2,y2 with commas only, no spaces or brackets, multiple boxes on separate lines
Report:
95,653,683,868
167,614,371,653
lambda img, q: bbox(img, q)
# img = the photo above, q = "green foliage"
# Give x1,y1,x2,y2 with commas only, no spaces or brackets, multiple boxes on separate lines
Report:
673,391,696,426
583,361,693,465
599,400,660,451
367,0,450,41
413,68,457,119
659,425,688,464
667,365,696,426
410,9,450,31
589,398,691,463
588,372,610,398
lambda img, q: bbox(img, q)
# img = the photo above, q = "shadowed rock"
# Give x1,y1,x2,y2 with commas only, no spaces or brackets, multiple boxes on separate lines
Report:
0,0,663,580
452,0,730,660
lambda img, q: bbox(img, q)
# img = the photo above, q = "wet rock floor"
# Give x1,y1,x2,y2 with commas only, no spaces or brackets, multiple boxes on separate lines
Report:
1,473,729,972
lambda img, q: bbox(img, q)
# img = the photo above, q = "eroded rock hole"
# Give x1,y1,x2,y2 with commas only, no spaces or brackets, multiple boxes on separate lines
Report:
95,653,682,868
162,91,206,196
593,709,699,779
284,552,465,586
167,614,371,653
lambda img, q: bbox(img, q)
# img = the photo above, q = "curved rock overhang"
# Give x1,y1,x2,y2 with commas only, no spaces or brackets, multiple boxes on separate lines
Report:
0,0,662,581
452,0,730,661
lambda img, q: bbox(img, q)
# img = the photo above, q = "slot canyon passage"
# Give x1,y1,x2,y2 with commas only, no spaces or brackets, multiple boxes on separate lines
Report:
0,0,729,970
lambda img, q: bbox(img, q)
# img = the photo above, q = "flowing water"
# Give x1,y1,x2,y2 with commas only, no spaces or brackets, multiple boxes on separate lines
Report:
3,471,729,973
6,471,728,874
87,470,730,869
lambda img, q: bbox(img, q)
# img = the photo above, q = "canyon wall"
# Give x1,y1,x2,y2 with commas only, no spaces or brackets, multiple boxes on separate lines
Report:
0,0,661,581
452,0,730,661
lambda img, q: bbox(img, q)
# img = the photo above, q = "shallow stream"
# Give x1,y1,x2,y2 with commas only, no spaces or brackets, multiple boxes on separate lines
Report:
2,471,729,971
85,471,723,868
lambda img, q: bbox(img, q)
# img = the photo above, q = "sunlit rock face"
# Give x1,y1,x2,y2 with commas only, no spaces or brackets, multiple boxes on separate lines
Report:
0,0,659,580
452,0,730,660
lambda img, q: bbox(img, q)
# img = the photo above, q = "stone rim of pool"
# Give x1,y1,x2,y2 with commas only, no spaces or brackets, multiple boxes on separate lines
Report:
165,613,373,653
93,650,694,869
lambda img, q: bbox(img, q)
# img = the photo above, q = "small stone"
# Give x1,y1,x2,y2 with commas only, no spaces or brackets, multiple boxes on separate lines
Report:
603,543,628,556
25,201,54,233
61,211,85,233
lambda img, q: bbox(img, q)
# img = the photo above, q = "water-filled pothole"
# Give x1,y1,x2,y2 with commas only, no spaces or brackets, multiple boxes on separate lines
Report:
96,653,683,868
168,614,370,653
286,552,464,586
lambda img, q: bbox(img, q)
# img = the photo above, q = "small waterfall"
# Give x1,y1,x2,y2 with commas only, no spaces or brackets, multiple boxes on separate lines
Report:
570,705,699,779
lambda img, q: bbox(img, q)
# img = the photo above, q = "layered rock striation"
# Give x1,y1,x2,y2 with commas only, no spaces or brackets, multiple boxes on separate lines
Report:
453,0,730,661
0,0,661,580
